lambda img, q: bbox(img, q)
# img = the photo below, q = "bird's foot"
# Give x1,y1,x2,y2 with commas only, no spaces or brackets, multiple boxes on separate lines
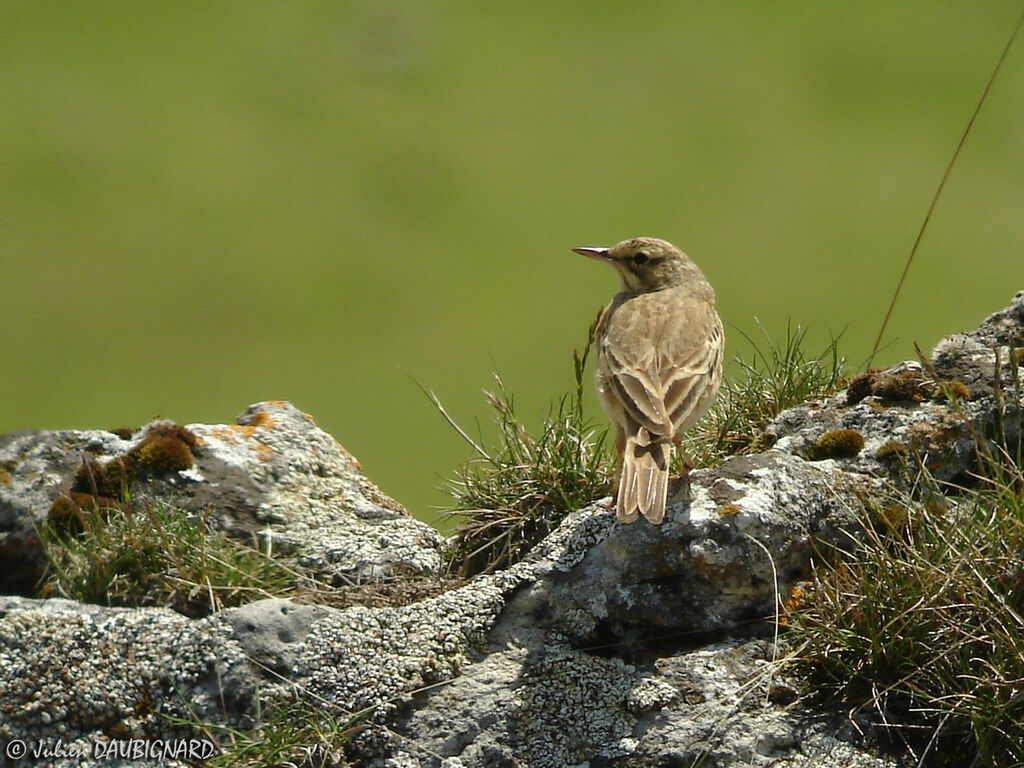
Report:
668,468,692,502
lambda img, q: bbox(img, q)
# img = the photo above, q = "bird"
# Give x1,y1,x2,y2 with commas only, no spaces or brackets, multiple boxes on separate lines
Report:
573,237,724,524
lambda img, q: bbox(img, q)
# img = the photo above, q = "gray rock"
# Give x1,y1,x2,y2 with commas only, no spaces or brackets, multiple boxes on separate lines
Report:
931,288,1024,396
0,428,131,594
0,595,254,768
766,292,1024,487
362,492,892,768
501,451,868,652
0,401,444,594
219,597,333,674
3,292,1023,767
186,402,444,583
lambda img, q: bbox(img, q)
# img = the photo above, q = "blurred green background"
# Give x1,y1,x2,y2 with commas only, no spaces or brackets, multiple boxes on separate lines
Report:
2,2,1022,529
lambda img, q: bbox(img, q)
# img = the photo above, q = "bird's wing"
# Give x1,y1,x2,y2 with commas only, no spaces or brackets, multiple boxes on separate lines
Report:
602,343,674,436
601,296,721,438
662,312,724,431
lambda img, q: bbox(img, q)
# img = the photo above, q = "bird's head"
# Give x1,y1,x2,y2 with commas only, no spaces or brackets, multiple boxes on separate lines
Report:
573,236,699,293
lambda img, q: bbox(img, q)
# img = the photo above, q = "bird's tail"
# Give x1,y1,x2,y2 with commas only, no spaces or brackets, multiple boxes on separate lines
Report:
617,427,672,524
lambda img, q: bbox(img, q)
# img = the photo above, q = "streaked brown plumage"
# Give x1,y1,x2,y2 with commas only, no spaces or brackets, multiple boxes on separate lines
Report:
574,237,724,524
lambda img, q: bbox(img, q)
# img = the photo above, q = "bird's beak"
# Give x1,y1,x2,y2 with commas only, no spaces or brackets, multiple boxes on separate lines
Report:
572,246,611,262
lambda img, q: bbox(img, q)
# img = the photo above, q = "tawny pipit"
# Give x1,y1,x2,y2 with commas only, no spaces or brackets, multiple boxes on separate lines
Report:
574,237,724,524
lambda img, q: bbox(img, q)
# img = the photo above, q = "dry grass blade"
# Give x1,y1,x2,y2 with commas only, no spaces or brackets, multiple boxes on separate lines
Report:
868,7,1024,368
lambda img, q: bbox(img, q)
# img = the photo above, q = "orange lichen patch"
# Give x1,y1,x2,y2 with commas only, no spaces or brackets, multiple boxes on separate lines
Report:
781,582,810,624
247,410,277,429
264,400,311,420
208,425,255,443
335,439,363,470
252,441,274,461
717,503,742,517
204,425,275,460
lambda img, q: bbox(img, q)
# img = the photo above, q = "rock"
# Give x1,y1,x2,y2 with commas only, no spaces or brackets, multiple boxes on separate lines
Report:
357,499,892,768
931,288,1024,396
2,292,1023,767
0,428,130,594
0,595,254,767
0,401,444,595
766,291,1024,486
219,597,333,675
500,451,868,653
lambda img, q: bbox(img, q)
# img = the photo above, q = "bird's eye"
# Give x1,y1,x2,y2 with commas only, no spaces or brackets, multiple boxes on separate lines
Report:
632,252,648,266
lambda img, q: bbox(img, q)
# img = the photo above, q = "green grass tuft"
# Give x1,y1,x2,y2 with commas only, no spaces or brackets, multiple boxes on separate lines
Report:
435,315,613,576
683,321,847,468
39,500,297,617
184,697,360,768
788,354,1024,767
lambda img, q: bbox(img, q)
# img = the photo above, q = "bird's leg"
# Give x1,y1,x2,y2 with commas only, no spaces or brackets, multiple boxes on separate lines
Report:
668,437,694,500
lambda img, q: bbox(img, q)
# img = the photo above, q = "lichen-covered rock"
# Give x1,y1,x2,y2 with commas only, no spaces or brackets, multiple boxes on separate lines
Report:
2,293,1023,768
931,288,1024,396
0,596,254,768
621,639,898,768
376,629,900,768
767,292,1024,486
186,402,444,583
0,429,131,594
499,451,868,652
0,401,444,594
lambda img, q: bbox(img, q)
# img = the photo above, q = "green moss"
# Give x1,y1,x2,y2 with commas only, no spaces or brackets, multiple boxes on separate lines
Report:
872,503,910,533
54,423,198,533
129,435,194,473
70,457,134,499
144,422,198,448
125,423,198,474
933,379,970,402
873,370,930,403
848,368,970,405
47,491,123,532
876,440,909,464
846,371,877,405
0,467,10,486
808,429,865,460
47,494,81,528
